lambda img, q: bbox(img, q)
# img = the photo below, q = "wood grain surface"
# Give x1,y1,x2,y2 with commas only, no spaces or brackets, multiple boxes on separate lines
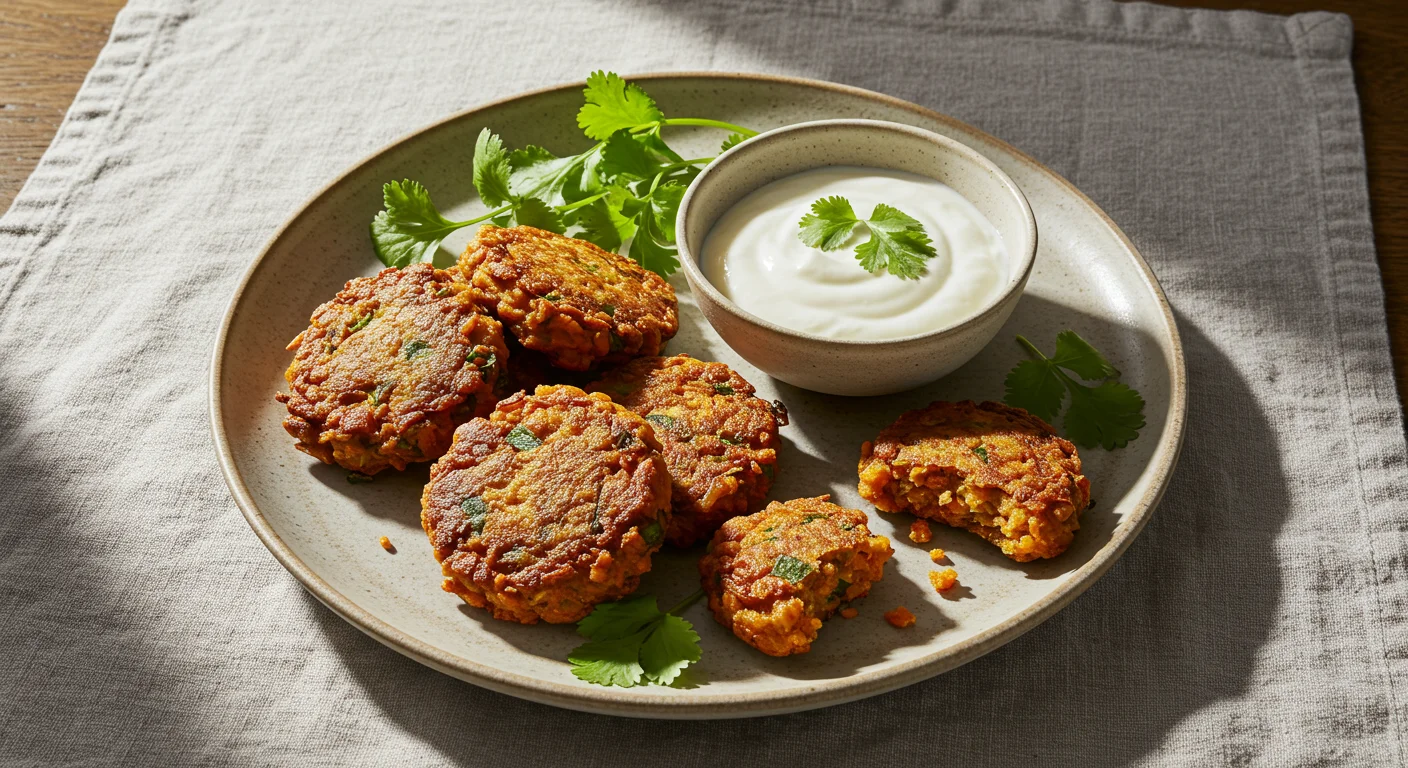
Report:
2,0,1405,404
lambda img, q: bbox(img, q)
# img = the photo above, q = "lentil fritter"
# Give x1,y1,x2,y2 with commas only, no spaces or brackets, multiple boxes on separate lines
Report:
857,400,1090,561
421,385,672,624
698,496,892,657
589,354,787,547
276,264,507,475
460,225,678,371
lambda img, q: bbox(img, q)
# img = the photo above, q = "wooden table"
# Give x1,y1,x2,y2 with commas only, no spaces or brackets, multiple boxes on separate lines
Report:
3,0,1405,404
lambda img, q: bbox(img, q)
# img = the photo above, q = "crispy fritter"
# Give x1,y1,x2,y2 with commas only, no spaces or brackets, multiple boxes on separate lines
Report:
460,225,678,371
421,385,672,624
589,354,787,547
698,496,892,657
494,335,590,400
857,400,1090,562
276,264,507,475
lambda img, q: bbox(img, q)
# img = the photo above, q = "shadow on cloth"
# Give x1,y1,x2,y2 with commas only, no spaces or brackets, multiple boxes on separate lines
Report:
307,313,1288,765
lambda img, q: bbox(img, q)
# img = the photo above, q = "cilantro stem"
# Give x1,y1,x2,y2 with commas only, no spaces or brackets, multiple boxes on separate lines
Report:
555,191,609,213
1016,334,1048,361
665,588,706,616
654,118,759,137
448,203,515,229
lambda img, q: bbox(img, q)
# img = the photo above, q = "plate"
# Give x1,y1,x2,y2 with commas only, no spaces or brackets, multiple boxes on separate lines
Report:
211,73,1186,718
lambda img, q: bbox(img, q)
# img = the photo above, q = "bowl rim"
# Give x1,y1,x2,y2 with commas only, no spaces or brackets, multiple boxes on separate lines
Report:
209,72,1187,719
675,118,1038,347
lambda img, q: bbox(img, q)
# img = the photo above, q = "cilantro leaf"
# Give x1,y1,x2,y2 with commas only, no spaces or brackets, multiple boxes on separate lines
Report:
569,633,647,687
498,197,565,233
369,180,463,267
1063,379,1146,450
472,129,514,207
649,182,686,242
508,145,583,207
798,196,861,251
796,198,936,279
577,71,664,140
574,200,624,252
1003,359,1065,423
639,614,701,686
1002,332,1145,450
721,133,747,152
575,594,660,640
569,591,704,688
600,130,661,181
628,203,680,276
1051,329,1120,380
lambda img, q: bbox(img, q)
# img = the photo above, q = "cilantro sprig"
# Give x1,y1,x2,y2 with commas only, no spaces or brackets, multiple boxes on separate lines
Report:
568,589,705,688
370,71,758,275
1002,330,1146,450
797,196,937,279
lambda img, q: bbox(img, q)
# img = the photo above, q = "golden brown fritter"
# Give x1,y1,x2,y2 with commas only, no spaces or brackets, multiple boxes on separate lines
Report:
589,354,787,547
857,400,1090,562
460,225,678,371
276,264,507,475
698,496,892,657
421,385,672,625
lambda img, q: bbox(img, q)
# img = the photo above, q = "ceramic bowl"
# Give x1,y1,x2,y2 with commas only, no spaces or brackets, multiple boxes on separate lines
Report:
676,119,1037,396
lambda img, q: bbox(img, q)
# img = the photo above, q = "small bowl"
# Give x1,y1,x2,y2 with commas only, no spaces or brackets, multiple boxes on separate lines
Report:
676,119,1037,396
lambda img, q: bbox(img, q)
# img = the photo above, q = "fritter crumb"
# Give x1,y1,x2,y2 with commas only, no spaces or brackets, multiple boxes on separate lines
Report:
698,496,892,656
908,520,932,543
840,607,859,619
884,606,916,628
858,400,1090,561
379,536,395,553
929,548,946,563
929,568,958,593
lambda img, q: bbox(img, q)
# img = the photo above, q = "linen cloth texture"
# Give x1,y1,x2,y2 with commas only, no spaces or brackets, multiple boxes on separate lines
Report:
2,0,1403,765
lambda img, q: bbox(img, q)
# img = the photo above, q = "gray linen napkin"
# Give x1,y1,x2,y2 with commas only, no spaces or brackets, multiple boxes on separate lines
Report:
2,0,1404,765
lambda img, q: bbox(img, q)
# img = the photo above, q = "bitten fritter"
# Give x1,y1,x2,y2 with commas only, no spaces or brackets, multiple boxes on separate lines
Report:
276,264,507,475
857,400,1090,562
698,496,893,657
589,355,788,547
460,225,679,371
421,385,672,624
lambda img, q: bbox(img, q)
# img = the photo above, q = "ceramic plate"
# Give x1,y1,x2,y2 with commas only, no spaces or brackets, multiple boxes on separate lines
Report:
211,73,1186,718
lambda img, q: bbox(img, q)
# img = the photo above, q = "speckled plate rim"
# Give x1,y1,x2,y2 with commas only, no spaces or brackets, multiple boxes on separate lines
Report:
209,72,1187,719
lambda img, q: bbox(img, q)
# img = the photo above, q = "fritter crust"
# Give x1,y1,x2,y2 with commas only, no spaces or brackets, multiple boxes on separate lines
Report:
421,385,672,624
276,264,507,475
698,496,893,657
857,400,1090,562
589,354,787,547
459,225,679,371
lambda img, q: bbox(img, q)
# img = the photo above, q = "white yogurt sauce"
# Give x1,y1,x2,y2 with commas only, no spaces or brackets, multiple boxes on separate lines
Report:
700,166,1009,341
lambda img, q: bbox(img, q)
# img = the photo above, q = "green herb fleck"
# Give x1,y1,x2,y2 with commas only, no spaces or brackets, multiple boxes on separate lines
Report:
349,313,372,332
718,434,740,446
472,350,497,376
346,472,374,484
505,425,542,451
973,445,989,463
711,383,734,396
640,520,664,545
770,555,814,583
830,579,851,601
601,304,616,316
800,513,827,524
1003,330,1146,450
403,339,431,360
544,293,562,303
369,381,396,406
460,496,489,535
